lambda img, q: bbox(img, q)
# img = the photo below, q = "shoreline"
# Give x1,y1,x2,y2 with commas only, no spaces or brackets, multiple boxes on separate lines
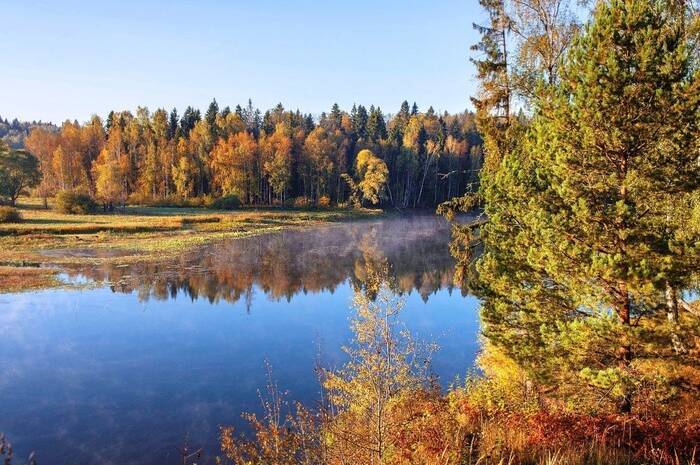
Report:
0,200,387,293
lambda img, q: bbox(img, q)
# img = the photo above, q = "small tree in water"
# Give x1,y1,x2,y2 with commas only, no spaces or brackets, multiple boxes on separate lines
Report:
219,265,466,465
320,265,435,465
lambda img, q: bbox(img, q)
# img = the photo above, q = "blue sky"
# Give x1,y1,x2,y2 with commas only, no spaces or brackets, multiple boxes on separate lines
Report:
1,0,482,123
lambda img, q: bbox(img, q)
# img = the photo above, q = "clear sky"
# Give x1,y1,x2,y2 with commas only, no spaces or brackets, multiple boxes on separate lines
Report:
1,0,482,124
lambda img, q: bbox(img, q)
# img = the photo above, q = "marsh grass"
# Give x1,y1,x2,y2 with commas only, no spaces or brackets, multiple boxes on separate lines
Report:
0,198,381,292
0,266,61,293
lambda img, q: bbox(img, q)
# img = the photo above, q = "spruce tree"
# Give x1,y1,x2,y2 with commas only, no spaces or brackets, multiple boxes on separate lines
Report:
330,103,343,129
167,108,179,140
398,101,410,120
367,106,387,143
105,111,115,135
180,106,200,136
205,98,219,129
352,105,369,140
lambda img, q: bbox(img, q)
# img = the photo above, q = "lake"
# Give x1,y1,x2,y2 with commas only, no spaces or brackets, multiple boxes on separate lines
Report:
0,215,481,465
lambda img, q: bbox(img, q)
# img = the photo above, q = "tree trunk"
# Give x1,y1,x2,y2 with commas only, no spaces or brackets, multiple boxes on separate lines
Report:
666,283,686,354
415,153,432,208
617,285,632,414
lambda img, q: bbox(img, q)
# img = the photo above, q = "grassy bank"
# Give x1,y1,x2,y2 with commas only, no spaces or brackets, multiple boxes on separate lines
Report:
0,198,381,293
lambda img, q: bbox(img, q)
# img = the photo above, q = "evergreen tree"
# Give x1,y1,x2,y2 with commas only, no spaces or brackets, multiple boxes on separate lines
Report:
470,0,511,123
167,108,179,140
352,105,369,140
180,106,201,136
397,101,410,120
262,110,275,135
329,103,343,129
472,0,700,413
303,114,315,133
205,98,219,134
366,106,387,143
350,104,358,132
105,111,115,134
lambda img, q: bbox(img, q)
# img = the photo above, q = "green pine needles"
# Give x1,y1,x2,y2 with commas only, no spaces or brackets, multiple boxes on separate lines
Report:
466,0,700,414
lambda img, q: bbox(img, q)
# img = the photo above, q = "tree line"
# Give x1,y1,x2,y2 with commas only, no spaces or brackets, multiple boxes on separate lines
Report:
20,101,482,209
0,116,56,149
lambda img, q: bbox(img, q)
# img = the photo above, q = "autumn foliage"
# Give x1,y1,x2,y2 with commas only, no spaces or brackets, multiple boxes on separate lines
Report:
22,102,482,210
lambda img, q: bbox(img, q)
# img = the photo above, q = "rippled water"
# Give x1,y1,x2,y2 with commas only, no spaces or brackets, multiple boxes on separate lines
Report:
0,215,480,465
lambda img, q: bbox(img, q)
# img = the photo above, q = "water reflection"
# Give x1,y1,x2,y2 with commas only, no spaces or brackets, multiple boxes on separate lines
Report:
64,215,462,304
1,215,479,465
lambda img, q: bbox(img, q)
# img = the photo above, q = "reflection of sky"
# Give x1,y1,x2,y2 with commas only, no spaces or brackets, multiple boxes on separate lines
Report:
1,282,480,465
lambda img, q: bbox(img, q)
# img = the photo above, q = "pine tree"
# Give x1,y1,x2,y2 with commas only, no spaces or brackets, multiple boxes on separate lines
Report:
470,0,511,122
473,0,700,413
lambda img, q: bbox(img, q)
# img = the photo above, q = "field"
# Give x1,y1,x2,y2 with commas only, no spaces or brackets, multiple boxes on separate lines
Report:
0,198,381,293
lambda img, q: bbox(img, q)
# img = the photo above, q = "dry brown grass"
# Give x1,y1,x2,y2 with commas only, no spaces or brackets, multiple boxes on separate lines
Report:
0,266,60,293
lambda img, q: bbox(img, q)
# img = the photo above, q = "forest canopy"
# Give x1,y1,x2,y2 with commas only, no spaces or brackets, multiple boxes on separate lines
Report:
18,101,483,209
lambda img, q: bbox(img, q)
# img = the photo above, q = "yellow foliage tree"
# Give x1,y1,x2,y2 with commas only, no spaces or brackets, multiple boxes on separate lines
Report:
355,149,388,205
260,123,292,203
210,131,257,202
92,129,129,207
321,264,430,464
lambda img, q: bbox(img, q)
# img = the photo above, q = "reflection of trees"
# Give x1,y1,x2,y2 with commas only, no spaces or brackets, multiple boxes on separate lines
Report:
64,217,457,305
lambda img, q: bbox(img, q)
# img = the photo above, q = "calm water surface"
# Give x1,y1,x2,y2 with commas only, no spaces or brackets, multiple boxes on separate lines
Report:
0,215,480,465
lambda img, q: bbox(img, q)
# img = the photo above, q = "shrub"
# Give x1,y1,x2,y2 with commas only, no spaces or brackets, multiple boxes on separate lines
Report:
54,190,98,214
126,192,151,206
192,195,214,208
292,196,311,208
0,206,22,223
318,195,331,208
209,194,241,210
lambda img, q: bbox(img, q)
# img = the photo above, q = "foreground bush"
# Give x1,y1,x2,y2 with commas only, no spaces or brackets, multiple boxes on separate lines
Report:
219,270,700,465
209,195,241,210
54,191,97,214
0,206,22,223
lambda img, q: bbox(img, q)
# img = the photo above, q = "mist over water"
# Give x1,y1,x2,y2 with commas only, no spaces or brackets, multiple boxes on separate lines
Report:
59,214,464,303
0,215,480,465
